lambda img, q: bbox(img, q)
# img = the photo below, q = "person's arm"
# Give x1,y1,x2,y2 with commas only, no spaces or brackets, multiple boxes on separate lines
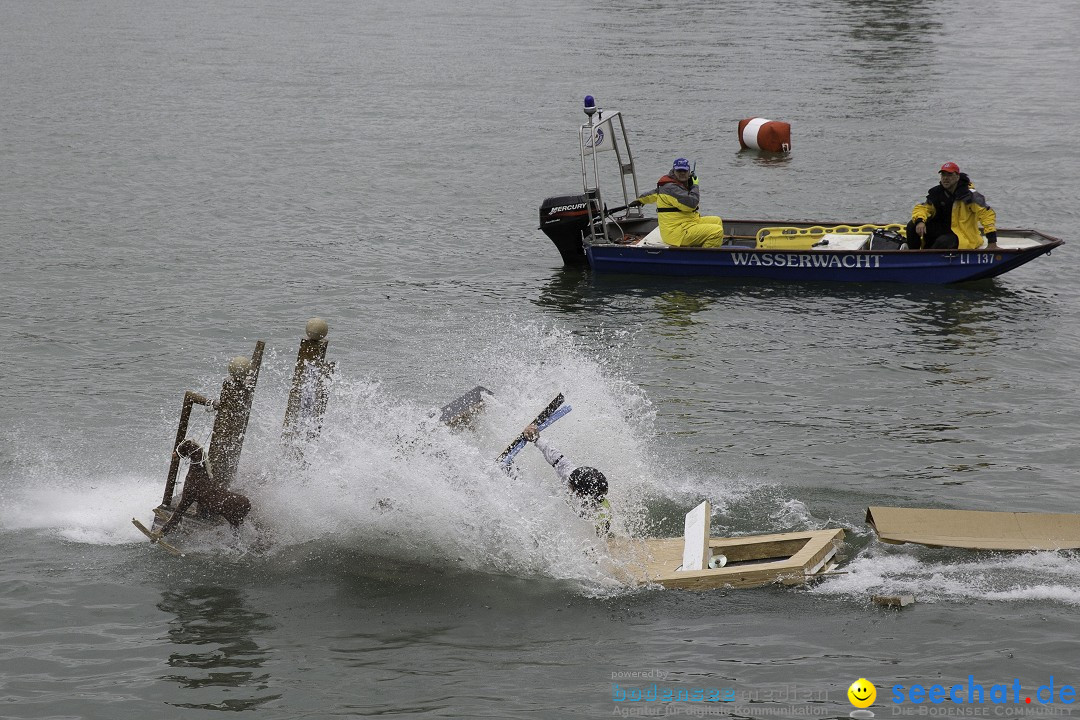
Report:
526,428,576,482
912,200,934,237
971,193,997,245
633,179,700,211
631,188,659,207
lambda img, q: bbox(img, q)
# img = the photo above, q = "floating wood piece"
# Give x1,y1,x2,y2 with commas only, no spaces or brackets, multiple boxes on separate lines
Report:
612,502,845,591
613,530,845,590
282,318,335,450
866,506,1080,550
872,594,916,609
132,518,185,557
438,385,493,427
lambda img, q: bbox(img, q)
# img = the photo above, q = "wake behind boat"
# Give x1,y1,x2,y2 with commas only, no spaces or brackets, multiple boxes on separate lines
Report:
539,98,1062,284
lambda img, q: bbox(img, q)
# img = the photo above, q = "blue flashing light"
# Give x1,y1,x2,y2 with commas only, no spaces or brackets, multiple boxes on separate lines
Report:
583,95,597,117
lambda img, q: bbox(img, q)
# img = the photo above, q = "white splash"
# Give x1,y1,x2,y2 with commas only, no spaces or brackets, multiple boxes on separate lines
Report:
810,544,1080,606
0,322,741,595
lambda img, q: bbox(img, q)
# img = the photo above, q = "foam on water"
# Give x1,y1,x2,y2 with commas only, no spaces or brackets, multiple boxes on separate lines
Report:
0,322,749,594
767,496,1080,607
232,321,759,593
811,544,1080,607
0,473,161,544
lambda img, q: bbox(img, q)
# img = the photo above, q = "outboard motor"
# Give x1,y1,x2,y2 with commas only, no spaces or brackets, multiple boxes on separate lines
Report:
539,194,592,265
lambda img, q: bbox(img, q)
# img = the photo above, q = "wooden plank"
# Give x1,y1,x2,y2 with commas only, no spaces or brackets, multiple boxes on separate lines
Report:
866,506,1080,550
132,518,185,557
611,529,845,591
681,501,711,571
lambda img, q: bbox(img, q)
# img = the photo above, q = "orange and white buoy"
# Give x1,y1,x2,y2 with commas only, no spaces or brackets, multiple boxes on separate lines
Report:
738,118,791,152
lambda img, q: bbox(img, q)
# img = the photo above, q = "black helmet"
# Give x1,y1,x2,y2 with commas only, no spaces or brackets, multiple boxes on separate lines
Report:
568,466,608,500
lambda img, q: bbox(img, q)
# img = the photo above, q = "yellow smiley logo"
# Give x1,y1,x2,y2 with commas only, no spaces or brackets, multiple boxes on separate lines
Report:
848,678,876,708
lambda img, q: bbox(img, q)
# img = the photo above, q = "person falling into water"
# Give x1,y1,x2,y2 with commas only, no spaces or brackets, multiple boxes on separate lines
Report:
154,439,252,537
522,423,611,536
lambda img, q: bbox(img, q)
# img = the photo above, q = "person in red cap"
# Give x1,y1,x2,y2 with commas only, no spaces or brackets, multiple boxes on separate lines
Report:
906,162,998,250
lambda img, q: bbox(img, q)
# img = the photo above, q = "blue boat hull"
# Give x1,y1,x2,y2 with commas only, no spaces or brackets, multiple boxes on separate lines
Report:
585,232,1061,285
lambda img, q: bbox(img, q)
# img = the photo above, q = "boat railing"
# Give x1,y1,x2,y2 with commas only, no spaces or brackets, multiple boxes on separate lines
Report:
578,96,642,245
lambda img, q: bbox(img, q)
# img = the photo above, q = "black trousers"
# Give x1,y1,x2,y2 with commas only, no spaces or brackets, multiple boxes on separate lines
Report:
905,220,958,250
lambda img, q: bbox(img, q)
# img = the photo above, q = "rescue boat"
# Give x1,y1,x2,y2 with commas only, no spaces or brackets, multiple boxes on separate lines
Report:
538,97,1062,284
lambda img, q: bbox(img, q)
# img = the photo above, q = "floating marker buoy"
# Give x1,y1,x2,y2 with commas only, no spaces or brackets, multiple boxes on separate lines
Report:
738,117,791,152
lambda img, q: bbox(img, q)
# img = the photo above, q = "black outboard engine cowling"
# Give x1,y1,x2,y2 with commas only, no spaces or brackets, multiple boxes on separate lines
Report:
539,194,592,265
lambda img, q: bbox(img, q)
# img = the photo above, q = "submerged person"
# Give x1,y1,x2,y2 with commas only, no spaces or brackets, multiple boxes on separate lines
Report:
906,161,998,250
628,157,726,248
522,423,611,535
155,439,252,537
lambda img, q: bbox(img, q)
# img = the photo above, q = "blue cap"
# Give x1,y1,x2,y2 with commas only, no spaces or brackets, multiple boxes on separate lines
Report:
672,158,691,172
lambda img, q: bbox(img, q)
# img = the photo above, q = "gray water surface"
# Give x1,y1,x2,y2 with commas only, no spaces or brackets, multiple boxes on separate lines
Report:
2,1,1079,717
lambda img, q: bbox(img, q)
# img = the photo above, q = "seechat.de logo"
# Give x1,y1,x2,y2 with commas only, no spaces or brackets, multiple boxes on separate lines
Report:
848,678,876,718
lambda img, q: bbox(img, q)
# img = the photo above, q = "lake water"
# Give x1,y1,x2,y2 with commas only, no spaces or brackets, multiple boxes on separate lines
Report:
2,0,1079,718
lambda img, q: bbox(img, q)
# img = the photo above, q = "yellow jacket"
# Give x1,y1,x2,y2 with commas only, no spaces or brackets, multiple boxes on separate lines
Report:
912,178,997,250
636,175,702,247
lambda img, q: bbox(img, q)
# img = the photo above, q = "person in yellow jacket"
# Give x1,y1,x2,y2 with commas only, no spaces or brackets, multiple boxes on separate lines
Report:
629,157,726,248
906,162,998,250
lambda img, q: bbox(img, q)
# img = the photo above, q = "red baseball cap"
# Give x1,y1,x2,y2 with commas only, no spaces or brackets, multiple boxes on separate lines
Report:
940,162,960,174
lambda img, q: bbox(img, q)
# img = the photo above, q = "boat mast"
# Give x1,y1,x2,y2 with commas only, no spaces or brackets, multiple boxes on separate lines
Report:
578,95,640,244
